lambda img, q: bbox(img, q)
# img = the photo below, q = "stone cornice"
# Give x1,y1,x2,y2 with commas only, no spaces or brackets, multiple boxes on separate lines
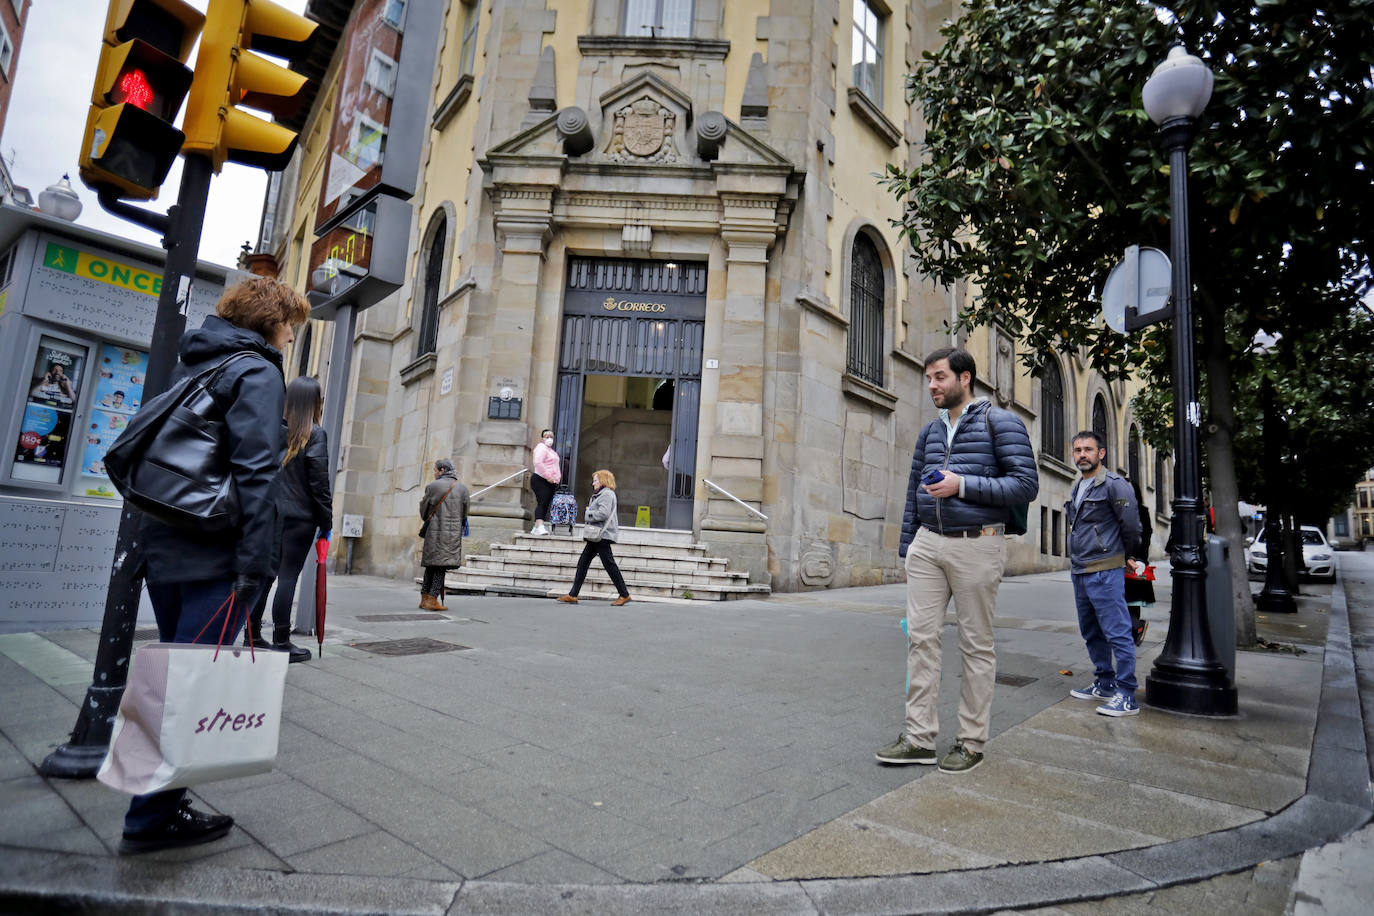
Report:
577,35,730,60
399,351,437,387
797,292,848,328
847,87,902,149
432,73,474,131
892,347,923,370
842,372,899,413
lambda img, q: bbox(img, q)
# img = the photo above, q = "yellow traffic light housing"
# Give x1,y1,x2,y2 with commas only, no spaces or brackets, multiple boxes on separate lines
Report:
79,0,204,200
183,0,318,173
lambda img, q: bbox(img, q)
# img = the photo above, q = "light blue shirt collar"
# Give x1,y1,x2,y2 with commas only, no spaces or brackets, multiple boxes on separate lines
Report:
939,397,988,445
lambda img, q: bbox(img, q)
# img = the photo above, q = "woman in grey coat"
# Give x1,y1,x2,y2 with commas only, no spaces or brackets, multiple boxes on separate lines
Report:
558,469,631,605
419,459,469,611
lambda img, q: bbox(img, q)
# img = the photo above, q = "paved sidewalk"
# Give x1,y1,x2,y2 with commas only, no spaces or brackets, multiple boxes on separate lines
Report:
0,553,1369,914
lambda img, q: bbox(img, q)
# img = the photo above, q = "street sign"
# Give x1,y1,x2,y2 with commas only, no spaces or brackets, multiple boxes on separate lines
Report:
1102,245,1172,333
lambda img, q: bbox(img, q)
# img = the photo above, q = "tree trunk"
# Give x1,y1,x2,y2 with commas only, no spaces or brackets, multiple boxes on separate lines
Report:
1200,301,1258,647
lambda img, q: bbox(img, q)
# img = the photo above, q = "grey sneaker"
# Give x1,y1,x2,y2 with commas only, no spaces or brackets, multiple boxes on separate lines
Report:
938,743,984,774
1069,681,1113,700
875,735,937,765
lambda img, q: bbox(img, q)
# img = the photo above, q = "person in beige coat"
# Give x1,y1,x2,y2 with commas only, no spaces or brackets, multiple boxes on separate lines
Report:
419,459,469,610
558,469,631,606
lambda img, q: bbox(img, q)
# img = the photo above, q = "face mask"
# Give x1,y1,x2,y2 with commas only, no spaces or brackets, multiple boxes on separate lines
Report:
544,437,553,447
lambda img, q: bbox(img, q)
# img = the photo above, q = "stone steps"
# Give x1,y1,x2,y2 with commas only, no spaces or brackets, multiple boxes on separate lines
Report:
444,527,768,601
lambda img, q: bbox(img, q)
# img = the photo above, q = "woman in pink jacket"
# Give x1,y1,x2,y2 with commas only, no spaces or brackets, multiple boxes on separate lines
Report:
530,428,562,535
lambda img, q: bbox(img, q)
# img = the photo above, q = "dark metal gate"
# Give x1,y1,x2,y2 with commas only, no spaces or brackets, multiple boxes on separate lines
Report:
556,257,706,530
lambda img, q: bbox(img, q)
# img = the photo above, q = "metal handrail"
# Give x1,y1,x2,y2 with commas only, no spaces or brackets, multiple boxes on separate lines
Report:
471,468,529,501
703,478,768,521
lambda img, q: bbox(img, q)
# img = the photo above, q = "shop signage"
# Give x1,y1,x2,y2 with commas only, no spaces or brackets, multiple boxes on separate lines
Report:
602,297,668,313
42,244,162,297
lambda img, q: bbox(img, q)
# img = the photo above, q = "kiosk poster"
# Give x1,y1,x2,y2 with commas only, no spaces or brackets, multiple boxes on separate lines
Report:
14,336,89,484
79,344,147,498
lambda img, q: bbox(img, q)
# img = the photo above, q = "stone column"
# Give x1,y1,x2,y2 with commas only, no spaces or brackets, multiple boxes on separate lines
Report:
468,185,555,541
699,191,780,584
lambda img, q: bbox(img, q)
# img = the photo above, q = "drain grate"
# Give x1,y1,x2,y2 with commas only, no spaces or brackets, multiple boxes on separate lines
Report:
995,673,1037,687
356,613,447,622
350,637,469,657
133,628,160,641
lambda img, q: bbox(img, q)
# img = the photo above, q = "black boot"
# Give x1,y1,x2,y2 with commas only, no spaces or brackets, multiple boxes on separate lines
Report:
273,626,312,663
243,620,271,650
119,800,233,855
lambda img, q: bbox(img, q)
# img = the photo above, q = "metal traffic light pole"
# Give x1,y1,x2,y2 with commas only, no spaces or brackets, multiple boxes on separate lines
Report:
40,154,215,778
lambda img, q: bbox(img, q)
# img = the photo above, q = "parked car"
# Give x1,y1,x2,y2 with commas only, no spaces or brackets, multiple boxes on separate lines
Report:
1246,526,1337,582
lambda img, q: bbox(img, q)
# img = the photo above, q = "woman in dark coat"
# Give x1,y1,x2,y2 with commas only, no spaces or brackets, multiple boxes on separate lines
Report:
419,458,469,610
1124,477,1154,646
121,277,310,856
245,376,332,662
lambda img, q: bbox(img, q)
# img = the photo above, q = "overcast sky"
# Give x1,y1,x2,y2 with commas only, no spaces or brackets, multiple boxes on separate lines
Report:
2,0,309,269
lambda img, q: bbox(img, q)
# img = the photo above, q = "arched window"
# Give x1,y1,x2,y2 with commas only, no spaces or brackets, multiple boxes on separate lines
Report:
415,220,446,356
1155,451,1168,515
1128,425,1141,483
1092,394,1109,454
847,233,884,386
1040,359,1065,461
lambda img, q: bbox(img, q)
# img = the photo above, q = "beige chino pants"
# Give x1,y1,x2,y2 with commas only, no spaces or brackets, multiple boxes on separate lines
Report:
904,526,1007,754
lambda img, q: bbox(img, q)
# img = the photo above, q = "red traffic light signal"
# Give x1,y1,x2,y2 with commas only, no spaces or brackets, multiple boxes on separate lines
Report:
79,0,204,200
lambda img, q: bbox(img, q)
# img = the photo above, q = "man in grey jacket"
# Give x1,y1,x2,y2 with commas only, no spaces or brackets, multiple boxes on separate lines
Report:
876,348,1039,774
1065,431,1142,717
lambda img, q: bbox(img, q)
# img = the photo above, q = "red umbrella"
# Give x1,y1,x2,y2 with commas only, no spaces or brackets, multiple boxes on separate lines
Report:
314,537,329,657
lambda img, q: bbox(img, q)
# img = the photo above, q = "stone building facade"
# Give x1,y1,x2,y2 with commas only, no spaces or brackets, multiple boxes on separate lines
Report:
262,0,1171,591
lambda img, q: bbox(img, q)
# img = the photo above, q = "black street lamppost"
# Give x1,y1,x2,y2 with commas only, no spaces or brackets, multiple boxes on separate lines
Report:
1141,46,1238,716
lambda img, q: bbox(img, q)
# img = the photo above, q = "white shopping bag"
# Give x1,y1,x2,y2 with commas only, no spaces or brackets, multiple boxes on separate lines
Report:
97,643,288,795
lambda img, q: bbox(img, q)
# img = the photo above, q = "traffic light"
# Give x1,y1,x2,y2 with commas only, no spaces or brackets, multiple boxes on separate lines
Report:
79,0,205,200
183,0,317,173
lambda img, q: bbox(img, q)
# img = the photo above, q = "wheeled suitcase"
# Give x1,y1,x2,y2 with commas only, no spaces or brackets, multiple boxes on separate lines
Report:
548,492,578,534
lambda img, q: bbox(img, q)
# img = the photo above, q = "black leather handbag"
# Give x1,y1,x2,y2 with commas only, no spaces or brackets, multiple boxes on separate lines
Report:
104,352,261,531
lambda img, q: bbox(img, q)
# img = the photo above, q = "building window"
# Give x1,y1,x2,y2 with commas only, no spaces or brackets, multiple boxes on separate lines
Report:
382,0,406,30
847,233,884,387
365,49,398,97
416,221,446,356
623,0,693,38
1092,394,1109,454
349,114,386,169
1155,451,1168,515
1335,516,1349,537
1040,506,1049,554
296,323,313,378
1127,426,1141,483
1051,509,1063,557
852,0,884,105
0,20,13,79
1040,359,1065,462
459,0,479,75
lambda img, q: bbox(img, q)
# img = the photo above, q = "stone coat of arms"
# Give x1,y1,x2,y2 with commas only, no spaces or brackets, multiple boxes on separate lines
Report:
606,97,679,163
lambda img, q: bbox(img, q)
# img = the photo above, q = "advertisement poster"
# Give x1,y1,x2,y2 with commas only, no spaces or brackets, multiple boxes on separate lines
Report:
78,344,146,498
26,337,86,409
92,344,147,413
13,336,88,484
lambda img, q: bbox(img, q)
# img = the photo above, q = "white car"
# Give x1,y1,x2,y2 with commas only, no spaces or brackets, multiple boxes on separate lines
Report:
1246,526,1337,582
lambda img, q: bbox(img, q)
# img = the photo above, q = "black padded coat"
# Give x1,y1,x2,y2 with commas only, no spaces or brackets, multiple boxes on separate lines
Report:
899,399,1039,557
140,315,287,583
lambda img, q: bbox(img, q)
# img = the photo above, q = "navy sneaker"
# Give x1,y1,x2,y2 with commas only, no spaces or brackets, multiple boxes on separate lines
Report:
1069,681,1113,700
1097,692,1140,717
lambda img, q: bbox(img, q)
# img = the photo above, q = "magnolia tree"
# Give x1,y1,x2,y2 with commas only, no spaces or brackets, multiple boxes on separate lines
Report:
887,0,1374,645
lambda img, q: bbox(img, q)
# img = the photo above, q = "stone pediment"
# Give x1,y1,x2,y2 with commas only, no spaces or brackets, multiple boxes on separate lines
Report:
484,71,796,174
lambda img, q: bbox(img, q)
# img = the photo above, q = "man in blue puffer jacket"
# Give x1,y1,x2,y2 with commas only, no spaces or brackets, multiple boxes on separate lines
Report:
876,348,1038,774
1065,431,1143,717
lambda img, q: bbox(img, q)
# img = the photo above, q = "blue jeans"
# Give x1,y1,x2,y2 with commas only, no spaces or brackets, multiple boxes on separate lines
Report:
124,575,252,833
1072,568,1137,694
